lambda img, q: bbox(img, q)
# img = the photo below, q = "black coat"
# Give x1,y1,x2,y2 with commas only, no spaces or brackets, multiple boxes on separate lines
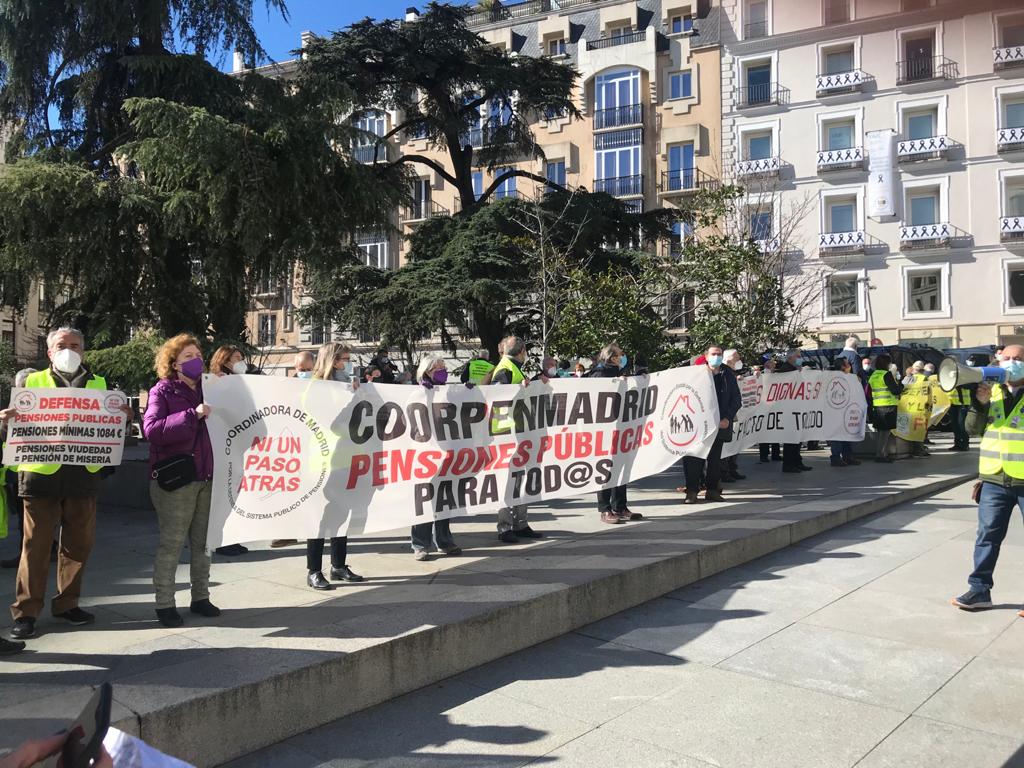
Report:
713,366,742,424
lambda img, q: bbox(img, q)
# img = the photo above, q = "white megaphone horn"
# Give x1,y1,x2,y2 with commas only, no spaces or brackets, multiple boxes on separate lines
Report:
937,356,1004,392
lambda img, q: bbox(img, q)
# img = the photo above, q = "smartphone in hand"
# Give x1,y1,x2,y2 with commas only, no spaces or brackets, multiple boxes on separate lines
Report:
43,683,112,768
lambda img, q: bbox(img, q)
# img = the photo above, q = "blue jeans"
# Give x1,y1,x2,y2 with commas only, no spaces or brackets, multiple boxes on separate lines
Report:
830,441,853,462
969,482,1024,590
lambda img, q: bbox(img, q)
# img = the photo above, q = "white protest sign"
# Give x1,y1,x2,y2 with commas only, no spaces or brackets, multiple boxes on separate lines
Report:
3,387,128,467
721,370,867,457
203,367,720,547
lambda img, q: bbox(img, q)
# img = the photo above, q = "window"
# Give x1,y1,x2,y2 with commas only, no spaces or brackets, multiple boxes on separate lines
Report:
745,0,768,38
824,119,855,150
668,143,695,189
1004,99,1024,129
358,236,389,269
596,68,641,113
254,274,279,296
545,160,566,187
901,32,936,82
826,196,856,232
495,169,517,199
667,291,695,329
308,316,330,347
258,314,278,347
746,131,773,160
669,71,693,100
905,109,937,140
608,25,632,39
905,269,942,314
1008,264,1024,309
745,62,773,105
670,218,694,256
907,188,938,225
826,274,860,318
1000,19,1024,47
823,45,855,75
670,11,693,34
1005,177,1024,217
412,178,431,219
548,38,567,56
472,171,483,200
749,209,773,239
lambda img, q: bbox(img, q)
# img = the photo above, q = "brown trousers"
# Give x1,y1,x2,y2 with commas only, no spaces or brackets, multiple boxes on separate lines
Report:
11,496,97,620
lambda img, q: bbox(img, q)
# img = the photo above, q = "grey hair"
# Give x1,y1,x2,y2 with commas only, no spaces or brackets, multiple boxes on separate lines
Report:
845,336,860,348
598,343,621,363
416,353,446,382
14,368,37,387
47,327,85,350
723,348,739,360
504,336,526,358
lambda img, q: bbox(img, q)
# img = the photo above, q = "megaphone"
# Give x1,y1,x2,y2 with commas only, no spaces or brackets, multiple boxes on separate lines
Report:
938,356,1005,392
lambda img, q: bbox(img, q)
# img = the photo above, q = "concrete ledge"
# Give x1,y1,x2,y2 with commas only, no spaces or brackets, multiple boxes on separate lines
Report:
0,450,973,766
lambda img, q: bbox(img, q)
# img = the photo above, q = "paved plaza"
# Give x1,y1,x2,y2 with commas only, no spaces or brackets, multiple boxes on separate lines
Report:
230,480,1024,768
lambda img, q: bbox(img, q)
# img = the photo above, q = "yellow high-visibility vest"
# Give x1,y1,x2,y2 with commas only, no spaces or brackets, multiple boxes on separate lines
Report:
979,385,1024,479
489,356,526,435
869,370,898,407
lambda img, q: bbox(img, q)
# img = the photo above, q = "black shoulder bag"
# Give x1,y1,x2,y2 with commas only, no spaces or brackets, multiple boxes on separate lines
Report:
151,420,202,492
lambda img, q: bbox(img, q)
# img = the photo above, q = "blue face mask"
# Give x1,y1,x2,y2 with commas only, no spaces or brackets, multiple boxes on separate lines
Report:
707,355,723,368
793,357,803,367
1001,359,1024,382
296,371,312,380
619,355,628,370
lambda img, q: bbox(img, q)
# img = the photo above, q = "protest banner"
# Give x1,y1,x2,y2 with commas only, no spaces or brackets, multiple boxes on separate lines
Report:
894,377,950,441
2,387,128,467
721,370,867,457
203,367,720,547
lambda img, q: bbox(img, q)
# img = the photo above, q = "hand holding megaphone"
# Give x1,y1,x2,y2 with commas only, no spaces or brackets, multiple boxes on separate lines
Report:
938,356,1005,393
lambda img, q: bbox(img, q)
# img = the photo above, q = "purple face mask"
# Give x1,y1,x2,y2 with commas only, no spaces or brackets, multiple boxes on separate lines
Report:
431,369,449,385
179,357,204,380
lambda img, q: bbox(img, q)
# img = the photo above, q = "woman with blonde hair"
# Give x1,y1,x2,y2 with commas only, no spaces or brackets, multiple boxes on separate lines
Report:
304,341,363,589
144,334,221,628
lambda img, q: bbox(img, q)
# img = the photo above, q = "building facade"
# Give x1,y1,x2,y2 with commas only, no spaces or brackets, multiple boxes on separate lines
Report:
721,0,1024,349
239,0,724,373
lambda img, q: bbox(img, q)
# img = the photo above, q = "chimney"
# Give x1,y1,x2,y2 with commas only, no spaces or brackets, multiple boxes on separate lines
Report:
300,30,314,50
405,7,420,22
232,50,245,73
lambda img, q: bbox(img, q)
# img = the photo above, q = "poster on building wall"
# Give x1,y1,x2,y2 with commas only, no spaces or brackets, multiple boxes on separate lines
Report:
866,129,896,218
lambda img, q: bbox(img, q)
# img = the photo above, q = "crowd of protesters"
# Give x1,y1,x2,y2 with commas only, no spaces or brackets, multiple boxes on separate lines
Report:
0,329,995,657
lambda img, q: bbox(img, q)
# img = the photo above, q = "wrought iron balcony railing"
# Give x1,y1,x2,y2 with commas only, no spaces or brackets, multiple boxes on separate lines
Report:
818,230,866,254
594,175,643,197
993,45,1024,70
658,168,719,195
899,222,953,250
735,156,781,177
896,55,958,85
401,200,451,224
897,135,952,161
1001,216,1024,244
817,146,864,171
466,0,552,27
593,103,643,131
754,234,781,252
997,126,1024,153
736,82,790,109
815,69,869,95
586,29,646,50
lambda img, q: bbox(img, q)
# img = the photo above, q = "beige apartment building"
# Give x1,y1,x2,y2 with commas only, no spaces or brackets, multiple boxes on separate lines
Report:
240,0,724,374
722,0,1024,350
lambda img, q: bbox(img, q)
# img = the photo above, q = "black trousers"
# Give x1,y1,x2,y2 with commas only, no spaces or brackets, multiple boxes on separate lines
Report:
597,485,627,513
306,537,347,572
684,433,725,492
782,443,802,470
759,443,781,461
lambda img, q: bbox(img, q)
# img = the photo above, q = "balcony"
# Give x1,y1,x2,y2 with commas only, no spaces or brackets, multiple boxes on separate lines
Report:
353,144,389,164
817,146,864,172
899,222,952,252
400,200,451,224
994,45,1024,71
754,234,781,253
818,230,866,255
586,29,646,51
997,126,1024,153
466,0,551,27
815,69,870,96
896,55,958,86
745,20,768,40
897,135,952,162
658,168,719,196
736,82,790,110
735,156,781,179
1002,216,1024,245
594,175,643,197
593,104,643,131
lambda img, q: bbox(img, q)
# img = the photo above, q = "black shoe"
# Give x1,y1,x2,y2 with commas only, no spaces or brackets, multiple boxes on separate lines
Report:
830,458,848,467
498,531,519,544
330,565,364,582
215,544,248,557
307,571,332,590
155,607,183,628
0,556,18,569
730,472,746,480
189,599,221,617
782,466,802,473
54,607,94,626
771,455,783,461
799,465,813,472
759,458,771,464
705,491,726,503
846,458,862,466
10,617,34,639
513,526,543,539
0,637,25,655
951,589,992,611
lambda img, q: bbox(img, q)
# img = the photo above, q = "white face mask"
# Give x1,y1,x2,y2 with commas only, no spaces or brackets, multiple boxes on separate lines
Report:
731,360,743,371
231,361,248,375
546,366,558,378
52,349,82,375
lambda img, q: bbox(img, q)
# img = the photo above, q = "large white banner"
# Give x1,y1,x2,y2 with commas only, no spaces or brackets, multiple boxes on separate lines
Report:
722,370,867,457
203,368,720,547
866,129,896,218
2,387,128,467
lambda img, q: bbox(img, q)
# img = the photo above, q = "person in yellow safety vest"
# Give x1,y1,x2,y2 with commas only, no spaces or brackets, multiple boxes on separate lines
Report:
952,343,1024,617
460,350,495,386
0,328,132,641
868,353,903,463
490,335,545,544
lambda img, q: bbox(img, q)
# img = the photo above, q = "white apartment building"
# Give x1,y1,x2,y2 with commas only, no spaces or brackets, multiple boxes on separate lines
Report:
721,0,1024,349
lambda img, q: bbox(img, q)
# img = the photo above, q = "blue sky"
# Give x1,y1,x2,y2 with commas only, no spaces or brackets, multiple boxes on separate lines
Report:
249,0,420,64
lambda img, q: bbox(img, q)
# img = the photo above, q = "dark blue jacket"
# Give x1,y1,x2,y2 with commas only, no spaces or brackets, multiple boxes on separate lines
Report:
714,365,742,423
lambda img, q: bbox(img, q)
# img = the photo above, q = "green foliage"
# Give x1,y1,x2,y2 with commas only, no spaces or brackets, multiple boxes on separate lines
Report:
0,341,18,405
83,332,166,396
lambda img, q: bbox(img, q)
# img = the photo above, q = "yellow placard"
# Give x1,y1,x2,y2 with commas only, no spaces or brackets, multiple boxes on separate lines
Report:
894,379,931,442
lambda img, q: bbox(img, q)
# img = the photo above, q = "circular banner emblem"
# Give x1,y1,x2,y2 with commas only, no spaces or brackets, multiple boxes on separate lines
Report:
659,383,711,457
13,390,37,414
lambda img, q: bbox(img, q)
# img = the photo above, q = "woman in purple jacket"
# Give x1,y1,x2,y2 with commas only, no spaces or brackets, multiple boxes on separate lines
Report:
144,334,221,628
